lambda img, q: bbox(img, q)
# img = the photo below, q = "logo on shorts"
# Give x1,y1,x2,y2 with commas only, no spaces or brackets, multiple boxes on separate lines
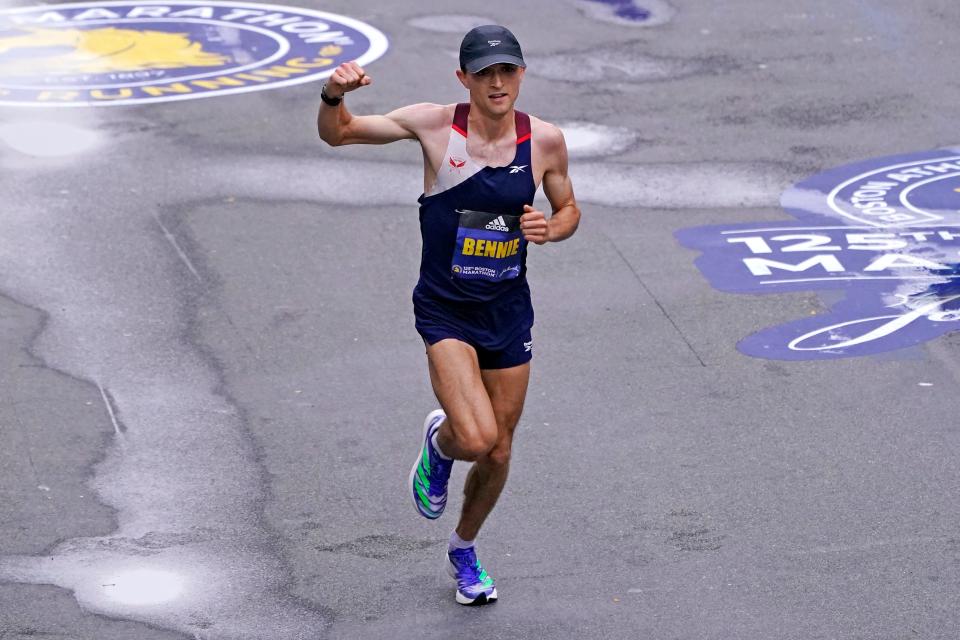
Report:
676,149,960,360
0,1,388,107
523,339,532,352
485,215,510,231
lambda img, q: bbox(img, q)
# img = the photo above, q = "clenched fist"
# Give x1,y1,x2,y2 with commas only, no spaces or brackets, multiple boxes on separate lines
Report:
520,205,550,244
326,61,372,98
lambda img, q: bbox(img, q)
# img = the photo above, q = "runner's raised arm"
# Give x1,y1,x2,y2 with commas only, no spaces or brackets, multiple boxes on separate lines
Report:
317,61,440,146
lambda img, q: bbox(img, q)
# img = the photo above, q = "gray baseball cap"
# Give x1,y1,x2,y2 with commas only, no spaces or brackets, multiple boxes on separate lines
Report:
459,25,526,73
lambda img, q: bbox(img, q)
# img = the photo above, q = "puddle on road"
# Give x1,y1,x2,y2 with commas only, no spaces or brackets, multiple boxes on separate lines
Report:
558,121,637,158
211,153,788,210
0,174,328,636
1,541,325,638
0,119,102,157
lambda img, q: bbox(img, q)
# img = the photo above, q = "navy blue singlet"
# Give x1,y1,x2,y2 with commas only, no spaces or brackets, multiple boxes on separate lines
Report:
412,103,537,351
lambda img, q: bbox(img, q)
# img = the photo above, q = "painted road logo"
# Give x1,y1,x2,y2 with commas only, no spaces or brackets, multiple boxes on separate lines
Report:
0,0,388,107
677,149,960,360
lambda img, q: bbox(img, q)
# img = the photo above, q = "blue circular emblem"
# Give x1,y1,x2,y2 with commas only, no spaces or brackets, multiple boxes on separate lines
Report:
0,1,388,106
677,148,960,360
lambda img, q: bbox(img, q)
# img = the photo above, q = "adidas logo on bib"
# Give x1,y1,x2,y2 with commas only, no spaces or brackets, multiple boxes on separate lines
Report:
485,216,510,232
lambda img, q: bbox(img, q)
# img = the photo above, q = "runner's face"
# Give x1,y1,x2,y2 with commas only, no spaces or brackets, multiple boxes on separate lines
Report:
459,63,524,114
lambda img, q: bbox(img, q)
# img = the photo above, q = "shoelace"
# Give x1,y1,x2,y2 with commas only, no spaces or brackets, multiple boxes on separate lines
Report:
449,548,491,588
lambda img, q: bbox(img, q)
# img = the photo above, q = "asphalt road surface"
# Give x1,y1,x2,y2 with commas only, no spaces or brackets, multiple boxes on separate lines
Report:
0,1,958,638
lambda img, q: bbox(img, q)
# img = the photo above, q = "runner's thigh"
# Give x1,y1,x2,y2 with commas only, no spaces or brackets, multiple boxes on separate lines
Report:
480,362,530,437
426,338,497,437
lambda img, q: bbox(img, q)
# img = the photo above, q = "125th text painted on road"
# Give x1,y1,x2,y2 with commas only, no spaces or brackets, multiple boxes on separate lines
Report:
0,0,388,107
676,149,960,360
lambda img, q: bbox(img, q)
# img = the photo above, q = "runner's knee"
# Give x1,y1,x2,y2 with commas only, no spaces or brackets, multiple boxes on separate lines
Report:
485,442,511,467
451,418,498,458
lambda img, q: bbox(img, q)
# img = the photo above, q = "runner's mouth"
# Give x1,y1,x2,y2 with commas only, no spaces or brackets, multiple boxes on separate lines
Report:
489,93,508,100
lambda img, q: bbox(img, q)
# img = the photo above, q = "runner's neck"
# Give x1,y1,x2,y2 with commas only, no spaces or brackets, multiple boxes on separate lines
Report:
465,104,516,143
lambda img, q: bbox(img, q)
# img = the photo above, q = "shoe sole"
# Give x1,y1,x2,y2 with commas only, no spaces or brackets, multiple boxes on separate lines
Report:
408,409,447,519
456,589,497,606
447,553,497,606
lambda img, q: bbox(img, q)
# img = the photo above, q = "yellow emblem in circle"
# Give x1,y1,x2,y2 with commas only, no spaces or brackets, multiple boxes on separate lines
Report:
0,27,230,75
0,1,389,107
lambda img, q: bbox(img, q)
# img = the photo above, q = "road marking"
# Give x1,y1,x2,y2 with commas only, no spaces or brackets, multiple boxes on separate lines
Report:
152,212,201,282
97,383,123,435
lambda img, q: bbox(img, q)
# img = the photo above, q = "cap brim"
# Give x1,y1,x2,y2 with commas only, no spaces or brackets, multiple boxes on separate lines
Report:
464,54,526,73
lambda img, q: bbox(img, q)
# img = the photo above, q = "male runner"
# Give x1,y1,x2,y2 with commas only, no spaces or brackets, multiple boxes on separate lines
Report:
317,25,580,605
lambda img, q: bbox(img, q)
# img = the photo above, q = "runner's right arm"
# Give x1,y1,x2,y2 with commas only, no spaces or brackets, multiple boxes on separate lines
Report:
317,62,434,146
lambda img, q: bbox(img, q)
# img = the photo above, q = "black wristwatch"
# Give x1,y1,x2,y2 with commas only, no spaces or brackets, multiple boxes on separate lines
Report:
320,84,342,106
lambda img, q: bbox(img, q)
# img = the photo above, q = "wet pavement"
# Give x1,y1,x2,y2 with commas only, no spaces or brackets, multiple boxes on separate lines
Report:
0,0,959,638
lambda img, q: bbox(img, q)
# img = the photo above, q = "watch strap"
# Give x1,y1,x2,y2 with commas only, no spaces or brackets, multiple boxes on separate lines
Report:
321,84,343,106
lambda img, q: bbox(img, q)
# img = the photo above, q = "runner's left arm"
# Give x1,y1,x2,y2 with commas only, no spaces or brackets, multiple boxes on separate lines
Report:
521,124,580,244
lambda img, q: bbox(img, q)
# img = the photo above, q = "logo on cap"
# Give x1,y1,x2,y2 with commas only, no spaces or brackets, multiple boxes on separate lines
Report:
460,25,525,73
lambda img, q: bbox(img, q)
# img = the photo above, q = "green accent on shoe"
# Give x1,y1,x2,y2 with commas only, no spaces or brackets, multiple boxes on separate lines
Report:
421,445,431,474
415,482,432,510
416,463,430,490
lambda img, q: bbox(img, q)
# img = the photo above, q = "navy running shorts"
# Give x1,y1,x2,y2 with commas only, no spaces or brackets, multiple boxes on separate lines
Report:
417,321,532,369
412,286,534,369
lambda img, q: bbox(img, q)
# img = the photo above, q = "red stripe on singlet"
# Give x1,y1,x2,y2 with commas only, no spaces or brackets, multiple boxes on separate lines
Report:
452,103,470,137
515,110,531,144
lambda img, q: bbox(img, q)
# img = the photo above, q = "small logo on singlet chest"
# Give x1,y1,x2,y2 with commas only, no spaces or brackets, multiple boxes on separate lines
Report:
485,216,510,231
509,165,527,174
448,156,467,173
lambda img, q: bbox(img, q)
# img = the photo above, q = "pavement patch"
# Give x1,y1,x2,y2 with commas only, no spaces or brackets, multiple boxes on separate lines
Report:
526,42,733,84
407,14,494,34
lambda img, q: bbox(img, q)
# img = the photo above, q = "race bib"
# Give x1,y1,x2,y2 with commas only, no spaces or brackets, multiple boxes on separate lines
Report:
451,209,525,282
